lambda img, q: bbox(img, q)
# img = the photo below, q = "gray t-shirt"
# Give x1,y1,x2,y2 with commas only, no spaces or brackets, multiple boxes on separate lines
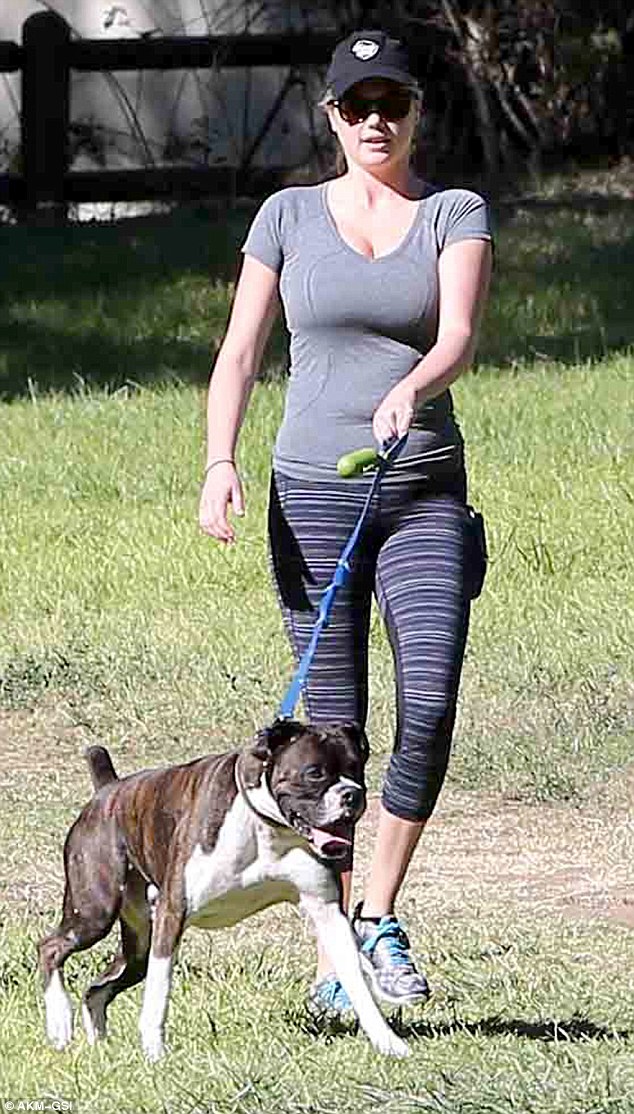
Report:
242,182,492,480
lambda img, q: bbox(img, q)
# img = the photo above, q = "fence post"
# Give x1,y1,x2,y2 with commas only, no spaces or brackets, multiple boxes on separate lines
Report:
22,11,70,218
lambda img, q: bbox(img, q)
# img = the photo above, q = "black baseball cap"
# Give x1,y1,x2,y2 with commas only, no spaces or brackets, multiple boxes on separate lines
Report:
325,30,419,100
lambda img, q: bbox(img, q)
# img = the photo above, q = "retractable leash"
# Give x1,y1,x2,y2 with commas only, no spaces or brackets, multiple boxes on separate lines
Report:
277,434,408,721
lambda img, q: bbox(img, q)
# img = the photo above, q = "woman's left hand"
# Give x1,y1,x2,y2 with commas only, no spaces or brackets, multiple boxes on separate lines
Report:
372,380,417,445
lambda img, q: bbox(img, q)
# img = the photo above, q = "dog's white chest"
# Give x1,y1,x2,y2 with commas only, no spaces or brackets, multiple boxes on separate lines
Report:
188,876,298,929
184,794,301,929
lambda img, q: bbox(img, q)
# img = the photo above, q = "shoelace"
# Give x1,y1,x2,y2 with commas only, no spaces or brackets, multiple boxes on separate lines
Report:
360,919,414,969
316,976,352,1010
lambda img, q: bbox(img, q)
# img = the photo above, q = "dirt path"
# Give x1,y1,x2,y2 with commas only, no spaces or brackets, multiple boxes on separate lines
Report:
340,779,633,930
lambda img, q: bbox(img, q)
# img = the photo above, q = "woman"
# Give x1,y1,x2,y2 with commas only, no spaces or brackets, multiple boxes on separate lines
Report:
199,29,492,1018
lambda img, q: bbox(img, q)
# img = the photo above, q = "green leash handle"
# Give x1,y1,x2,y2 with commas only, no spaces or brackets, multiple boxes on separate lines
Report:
337,434,408,478
336,447,381,477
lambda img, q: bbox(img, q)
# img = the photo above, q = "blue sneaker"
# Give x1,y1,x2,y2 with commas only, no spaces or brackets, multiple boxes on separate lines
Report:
307,974,355,1026
352,905,430,1006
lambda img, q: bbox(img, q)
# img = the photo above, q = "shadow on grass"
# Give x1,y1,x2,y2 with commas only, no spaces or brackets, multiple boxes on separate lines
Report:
1,207,243,301
1,201,634,400
395,1012,631,1043
0,206,255,400
291,1008,630,1045
480,205,634,365
0,316,211,396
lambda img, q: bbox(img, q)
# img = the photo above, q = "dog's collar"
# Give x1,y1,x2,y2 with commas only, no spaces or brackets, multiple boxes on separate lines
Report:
235,757,289,830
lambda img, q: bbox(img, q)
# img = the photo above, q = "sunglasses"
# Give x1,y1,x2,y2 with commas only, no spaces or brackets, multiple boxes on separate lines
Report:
335,88,415,125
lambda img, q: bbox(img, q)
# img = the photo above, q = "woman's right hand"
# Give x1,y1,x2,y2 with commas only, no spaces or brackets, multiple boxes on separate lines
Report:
199,462,245,544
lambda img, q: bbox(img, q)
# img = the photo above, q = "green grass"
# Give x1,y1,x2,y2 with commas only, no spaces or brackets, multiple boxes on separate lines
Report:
0,200,633,1112
0,205,289,399
481,207,634,364
1,911,633,1114
0,358,630,802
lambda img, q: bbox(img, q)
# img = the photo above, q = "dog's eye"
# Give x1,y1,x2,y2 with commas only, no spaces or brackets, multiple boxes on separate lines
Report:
303,764,325,781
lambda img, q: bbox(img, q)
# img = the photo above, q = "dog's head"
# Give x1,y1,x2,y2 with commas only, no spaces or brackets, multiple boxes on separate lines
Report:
239,719,368,861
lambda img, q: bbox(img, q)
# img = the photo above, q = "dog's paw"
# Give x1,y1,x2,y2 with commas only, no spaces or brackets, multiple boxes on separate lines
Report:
45,974,73,1050
140,1025,166,1062
373,1030,410,1058
82,1000,106,1045
46,999,73,1050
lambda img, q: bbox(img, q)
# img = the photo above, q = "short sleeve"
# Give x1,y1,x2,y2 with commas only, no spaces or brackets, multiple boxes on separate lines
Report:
437,190,492,251
241,194,284,273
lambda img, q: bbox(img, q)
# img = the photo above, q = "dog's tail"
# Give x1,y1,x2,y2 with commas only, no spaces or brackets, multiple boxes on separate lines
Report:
85,745,119,790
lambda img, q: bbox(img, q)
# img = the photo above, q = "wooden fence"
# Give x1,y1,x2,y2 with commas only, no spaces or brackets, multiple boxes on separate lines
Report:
0,11,338,216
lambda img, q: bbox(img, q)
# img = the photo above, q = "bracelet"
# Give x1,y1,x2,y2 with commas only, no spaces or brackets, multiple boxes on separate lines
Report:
204,458,235,476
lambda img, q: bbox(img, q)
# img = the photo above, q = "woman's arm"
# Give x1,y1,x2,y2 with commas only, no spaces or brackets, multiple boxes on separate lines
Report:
199,254,279,543
372,238,492,444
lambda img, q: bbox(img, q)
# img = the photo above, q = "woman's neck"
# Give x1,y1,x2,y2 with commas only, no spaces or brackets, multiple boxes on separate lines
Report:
336,162,423,204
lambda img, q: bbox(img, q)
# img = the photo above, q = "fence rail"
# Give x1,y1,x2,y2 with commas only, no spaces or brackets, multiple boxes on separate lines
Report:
0,11,337,217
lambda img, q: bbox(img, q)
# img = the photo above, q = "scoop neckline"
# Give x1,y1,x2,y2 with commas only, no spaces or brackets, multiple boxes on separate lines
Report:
320,180,430,263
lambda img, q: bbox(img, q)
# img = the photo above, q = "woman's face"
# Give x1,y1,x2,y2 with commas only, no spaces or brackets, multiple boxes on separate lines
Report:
327,78,419,173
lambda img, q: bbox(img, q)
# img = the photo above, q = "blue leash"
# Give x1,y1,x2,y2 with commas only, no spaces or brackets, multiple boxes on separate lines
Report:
277,434,408,720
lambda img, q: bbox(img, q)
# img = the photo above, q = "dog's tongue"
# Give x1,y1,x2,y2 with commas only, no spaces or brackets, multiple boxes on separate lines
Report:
310,826,351,855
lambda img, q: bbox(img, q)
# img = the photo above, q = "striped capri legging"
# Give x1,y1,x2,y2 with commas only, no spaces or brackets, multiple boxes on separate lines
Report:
268,465,484,823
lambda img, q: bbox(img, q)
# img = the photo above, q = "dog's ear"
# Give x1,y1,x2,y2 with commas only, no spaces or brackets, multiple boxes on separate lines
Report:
333,721,370,766
239,719,305,788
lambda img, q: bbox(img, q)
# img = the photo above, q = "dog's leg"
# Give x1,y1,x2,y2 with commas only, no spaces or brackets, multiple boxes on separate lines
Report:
82,916,150,1044
39,901,120,1050
300,895,409,1057
39,818,126,1050
138,883,185,1061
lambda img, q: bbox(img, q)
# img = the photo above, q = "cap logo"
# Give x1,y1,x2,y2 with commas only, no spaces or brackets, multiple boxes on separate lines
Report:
351,39,380,61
